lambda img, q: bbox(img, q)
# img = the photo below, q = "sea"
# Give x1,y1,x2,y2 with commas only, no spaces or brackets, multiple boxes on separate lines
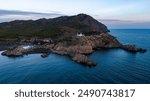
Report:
0,29,150,84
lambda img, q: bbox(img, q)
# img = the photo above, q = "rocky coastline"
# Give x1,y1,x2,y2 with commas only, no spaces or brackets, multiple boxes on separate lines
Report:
1,33,146,66
0,14,147,66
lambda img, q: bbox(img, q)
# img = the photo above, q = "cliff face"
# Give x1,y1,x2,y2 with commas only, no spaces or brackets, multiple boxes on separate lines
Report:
0,14,109,38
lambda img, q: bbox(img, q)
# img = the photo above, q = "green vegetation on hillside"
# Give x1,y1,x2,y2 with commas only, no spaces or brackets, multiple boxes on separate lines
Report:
0,14,109,38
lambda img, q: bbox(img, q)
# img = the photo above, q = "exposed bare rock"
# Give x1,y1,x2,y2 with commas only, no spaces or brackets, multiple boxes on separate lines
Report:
1,47,25,57
72,54,96,66
41,53,49,58
122,45,147,53
1,33,146,66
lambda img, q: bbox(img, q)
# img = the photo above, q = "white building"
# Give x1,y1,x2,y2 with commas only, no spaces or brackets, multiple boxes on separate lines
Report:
77,33,84,36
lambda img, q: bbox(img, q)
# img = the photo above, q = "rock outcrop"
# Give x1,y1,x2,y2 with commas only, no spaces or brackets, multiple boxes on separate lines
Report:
1,47,25,57
122,45,147,53
1,33,146,66
72,54,96,66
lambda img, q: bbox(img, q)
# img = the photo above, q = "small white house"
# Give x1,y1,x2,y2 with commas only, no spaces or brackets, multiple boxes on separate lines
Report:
77,33,84,36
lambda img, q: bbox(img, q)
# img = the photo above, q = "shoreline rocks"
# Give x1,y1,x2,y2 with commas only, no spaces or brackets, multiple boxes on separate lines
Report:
1,34,147,67
41,53,49,58
1,47,24,57
122,45,147,53
72,54,96,66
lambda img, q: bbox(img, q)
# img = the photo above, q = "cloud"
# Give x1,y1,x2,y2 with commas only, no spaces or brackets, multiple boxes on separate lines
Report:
99,19,150,29
0,9,64,22
0,9,149,29
0,9,63,16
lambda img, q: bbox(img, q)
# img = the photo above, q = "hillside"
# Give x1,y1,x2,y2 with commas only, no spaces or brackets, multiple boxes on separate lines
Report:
0,14,109,38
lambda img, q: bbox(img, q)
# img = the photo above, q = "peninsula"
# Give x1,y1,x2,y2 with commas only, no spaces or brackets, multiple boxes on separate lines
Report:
0,14,146,66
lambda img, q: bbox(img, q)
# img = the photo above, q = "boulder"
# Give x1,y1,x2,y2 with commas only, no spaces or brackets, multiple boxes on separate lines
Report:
41,53,49,58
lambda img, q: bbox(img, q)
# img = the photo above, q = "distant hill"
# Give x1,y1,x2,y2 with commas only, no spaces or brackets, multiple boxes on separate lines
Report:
0,14,109,38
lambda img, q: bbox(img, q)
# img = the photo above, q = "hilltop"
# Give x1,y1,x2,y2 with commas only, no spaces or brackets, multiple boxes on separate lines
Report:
0,14,109,38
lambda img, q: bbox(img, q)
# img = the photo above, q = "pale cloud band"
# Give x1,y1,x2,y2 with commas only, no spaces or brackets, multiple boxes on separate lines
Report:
0,9,150,29
100,19,150,29
0,9,64,22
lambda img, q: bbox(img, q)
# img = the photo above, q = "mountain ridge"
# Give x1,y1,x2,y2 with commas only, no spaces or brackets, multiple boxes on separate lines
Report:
0,14,109,38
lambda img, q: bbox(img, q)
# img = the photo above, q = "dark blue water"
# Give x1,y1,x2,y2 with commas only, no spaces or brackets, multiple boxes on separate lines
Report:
0,29,150,84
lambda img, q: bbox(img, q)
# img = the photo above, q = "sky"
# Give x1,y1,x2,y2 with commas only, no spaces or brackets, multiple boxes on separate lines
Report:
0,0,150,28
